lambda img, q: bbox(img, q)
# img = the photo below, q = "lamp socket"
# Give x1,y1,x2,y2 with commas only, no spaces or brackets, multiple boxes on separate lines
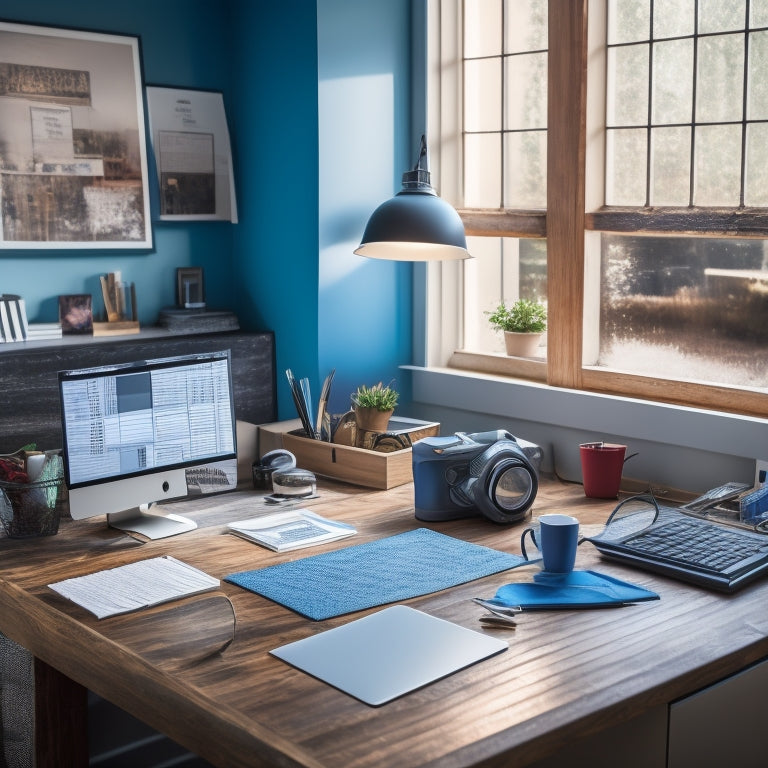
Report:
755,459,768,487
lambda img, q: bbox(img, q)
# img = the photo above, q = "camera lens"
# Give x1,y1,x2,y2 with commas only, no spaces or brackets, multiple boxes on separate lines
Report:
490,464,535,512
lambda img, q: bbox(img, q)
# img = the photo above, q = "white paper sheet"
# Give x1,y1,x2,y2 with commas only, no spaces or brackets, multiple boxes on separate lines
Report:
49,556,219,619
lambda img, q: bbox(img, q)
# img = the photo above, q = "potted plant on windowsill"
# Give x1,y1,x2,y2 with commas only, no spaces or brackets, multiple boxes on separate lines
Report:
351,382,399,433
486,299,547,357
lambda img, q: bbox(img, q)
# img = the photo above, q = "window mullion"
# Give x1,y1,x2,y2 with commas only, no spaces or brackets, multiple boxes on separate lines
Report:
546,0,588,389
740,1,750,208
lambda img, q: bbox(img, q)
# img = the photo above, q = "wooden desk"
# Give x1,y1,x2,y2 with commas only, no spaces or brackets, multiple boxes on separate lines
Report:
2,477,768,768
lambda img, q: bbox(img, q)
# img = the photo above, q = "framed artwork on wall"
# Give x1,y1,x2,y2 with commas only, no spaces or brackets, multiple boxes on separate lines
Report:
146,86,238,222
0,21,153,249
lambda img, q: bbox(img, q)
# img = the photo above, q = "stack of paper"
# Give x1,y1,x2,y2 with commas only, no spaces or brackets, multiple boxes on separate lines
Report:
48,556,220,619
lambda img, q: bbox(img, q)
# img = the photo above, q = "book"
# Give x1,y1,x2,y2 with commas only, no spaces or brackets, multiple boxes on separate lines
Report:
48,556,219,619
26,322,63,340
227,509,356,552
0,295,28,342
157,307,239,334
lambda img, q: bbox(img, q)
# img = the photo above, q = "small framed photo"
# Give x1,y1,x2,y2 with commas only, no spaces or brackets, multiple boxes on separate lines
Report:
59,294,93,334
176,267,205,309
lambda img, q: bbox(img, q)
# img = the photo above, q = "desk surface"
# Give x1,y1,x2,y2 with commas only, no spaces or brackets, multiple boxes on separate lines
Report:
2,477,768,768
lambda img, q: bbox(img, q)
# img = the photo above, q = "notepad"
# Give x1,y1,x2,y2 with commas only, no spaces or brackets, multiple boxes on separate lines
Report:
271,605,508,706
48,556,219,619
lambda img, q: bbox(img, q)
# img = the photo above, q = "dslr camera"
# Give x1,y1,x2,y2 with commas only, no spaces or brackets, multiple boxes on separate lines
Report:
413,429,540,524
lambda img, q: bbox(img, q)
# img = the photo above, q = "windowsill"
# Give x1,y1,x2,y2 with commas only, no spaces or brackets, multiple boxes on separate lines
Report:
448,350,546,381
404,365,768,462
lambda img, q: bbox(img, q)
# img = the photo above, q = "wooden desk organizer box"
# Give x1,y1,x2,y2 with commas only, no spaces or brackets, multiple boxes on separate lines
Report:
258,418,440,489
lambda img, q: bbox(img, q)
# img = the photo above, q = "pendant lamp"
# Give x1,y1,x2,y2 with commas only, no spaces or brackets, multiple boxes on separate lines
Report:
354,136,471,261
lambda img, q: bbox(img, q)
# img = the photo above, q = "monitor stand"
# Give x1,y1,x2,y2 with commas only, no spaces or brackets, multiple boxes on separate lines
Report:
108,505,197,540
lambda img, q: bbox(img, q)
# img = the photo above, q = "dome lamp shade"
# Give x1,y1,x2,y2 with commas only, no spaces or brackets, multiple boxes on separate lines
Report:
354,136,471,261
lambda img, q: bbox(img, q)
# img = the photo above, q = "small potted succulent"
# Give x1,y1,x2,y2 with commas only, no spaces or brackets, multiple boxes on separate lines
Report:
486,298,547,357
351,381,399,433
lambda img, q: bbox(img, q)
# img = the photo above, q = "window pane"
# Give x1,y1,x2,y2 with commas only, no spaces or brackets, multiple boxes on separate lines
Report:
694,124,742,204
698,0,746,34
607,43,649,126
607,0,650,45
599,235,768,390
464,133,501,208
465,0,502,58
503,131,546,208
650,127,691,205
744,122,768,205
653,0,695,38
751,0,768,27
464,58,502,133
696,33,744,123
464,237,504,354
464,236,547,356
505,52,547,130
606,128,647,205
652,39,693,125
504,0,547,53
747,30,768,120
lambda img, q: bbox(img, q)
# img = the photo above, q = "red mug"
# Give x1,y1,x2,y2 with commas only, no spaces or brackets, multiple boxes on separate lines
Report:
579,442,627,499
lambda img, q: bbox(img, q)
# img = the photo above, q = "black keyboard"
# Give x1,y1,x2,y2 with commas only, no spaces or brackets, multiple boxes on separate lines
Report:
587,509,768,592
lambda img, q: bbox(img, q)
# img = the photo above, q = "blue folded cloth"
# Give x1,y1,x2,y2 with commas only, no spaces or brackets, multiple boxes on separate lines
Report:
484,570,659,610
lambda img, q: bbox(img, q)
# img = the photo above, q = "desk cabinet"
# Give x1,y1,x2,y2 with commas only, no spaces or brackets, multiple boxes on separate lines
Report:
530,658,768,768
668,657,768,768
529,705,667,768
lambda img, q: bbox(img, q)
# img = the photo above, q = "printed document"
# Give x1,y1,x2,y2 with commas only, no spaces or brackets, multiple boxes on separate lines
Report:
49,556,219,619
228,509,356,552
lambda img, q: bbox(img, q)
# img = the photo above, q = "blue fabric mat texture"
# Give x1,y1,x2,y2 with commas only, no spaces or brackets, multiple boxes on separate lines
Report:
225,527,526,620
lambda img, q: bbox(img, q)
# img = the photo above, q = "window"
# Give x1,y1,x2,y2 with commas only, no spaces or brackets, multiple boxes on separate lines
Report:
427,0,768,417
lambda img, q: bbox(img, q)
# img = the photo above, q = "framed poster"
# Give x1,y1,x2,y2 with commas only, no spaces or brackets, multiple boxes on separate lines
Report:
146,86,238,222
0,21,152,249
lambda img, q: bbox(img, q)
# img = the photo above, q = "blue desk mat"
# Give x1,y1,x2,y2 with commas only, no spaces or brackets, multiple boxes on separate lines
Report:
225,528,526,620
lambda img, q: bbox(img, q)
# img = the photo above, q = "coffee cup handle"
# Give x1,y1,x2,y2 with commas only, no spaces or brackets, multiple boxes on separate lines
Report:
520,527,538,561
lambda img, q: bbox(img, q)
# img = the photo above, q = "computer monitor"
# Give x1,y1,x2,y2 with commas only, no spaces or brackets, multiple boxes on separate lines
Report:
59,350,237,539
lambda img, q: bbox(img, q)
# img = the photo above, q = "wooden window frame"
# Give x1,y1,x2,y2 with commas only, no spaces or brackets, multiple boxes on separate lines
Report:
447,0,768,418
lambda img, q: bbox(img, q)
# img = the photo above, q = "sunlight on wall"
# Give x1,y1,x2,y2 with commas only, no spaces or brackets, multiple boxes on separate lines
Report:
319,73,394,286
318,71,411,412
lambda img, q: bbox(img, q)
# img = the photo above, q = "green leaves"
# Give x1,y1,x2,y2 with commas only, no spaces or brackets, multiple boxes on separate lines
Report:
486,299,547,333
351,382,399,412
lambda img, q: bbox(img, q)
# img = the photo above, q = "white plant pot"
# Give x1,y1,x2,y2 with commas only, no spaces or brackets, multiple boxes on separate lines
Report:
503,331,543,357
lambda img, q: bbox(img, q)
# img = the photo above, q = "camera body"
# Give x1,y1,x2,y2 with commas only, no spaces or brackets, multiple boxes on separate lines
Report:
413,429,540,524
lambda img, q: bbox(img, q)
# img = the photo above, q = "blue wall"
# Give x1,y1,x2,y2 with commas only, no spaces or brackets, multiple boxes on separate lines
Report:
0,0,414,421
317,0,413,415
229,0,322,419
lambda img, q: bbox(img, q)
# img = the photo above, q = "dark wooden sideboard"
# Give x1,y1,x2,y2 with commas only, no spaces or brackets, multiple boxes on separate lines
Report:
0,330,277,454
